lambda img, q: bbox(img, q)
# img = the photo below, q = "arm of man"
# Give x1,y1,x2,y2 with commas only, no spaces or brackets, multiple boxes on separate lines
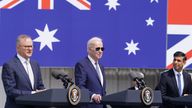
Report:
2,63,32,98
34,62,45,90
74,62,95,99
158,73,175,103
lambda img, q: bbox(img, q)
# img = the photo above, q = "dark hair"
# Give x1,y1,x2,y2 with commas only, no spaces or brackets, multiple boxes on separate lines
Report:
174,51,187,61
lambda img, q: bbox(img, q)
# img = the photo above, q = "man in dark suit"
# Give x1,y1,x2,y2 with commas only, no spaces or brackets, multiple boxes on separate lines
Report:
157,51,192,108
75,37,106,108
1,34,45,108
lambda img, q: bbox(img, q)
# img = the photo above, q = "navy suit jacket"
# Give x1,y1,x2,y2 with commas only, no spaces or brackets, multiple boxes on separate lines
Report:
157,69,192,108
2,55,45,108
75,57,106,99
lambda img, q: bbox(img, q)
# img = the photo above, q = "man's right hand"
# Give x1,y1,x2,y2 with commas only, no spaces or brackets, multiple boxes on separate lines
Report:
92,94,102,104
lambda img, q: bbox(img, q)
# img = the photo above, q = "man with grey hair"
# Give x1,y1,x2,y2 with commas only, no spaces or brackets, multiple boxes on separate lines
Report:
75,37,106,108
2,34,45,108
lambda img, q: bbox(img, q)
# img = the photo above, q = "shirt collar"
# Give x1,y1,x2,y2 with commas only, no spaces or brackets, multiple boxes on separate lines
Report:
17,54,30,63
88,55,98,66
173,68,183,75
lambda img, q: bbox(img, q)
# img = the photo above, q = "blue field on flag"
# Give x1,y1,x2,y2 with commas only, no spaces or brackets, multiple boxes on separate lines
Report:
0,0,167,68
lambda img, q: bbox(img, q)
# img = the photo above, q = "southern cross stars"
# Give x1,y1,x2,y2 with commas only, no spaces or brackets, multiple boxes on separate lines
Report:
150,0,159,3
124,40,140,55
33,24,60,51
105,0,120,11
146,17,155,26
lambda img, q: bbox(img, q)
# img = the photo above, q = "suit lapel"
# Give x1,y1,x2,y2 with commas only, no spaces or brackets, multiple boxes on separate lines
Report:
30,61,37,90
86,57,102,86
98,63,105,87
14,56,33,89
183,72,188,94
170,70,180,96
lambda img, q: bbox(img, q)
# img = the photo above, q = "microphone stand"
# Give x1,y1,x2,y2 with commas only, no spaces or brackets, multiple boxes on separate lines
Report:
60,76,74,89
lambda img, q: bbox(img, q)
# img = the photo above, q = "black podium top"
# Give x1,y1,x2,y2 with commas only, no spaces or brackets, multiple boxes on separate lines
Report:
16,88,90,107
102,89,162,106
169,95,192,105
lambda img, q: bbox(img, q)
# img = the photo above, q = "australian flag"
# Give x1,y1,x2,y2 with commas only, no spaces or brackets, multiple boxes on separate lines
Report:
167,0,192,69
0,0,167,68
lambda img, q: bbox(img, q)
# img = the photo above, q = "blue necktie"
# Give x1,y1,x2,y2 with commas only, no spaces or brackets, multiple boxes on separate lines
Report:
177,73,182,96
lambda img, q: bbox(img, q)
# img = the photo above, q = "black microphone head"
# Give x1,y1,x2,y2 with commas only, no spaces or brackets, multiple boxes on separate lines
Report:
51,71,68,79
51,72,60,79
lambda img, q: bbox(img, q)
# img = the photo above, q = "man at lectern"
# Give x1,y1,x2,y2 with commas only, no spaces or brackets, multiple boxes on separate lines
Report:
1,34,45,108
157,51,192,108
75,37,106,108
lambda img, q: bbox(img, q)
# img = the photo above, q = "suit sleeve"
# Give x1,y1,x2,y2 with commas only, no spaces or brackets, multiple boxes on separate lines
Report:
74,62,94,97
185,74,192,94
1,63,31,98
158,73,174,103
35,62,45,90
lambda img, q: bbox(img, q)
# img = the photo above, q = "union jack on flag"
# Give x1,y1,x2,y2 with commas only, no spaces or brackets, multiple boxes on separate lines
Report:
0,0,167,68
166,0,192,69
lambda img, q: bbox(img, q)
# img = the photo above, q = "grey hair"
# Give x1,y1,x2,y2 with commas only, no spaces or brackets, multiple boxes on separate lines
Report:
87,37,102,50
16,34,32,46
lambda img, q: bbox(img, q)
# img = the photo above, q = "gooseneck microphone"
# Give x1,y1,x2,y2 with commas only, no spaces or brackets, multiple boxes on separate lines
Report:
51,71,74,89
137,72,146,89
130,72,146,90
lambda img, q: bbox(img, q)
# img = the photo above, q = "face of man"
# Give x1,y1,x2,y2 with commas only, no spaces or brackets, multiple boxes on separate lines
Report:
17,38,33,59
88,40,104,62
173,56,186,72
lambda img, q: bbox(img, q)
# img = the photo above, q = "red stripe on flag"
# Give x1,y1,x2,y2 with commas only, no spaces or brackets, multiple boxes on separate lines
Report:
78,0,90,9
186,50,192,61
166,50,192,69
41,0,51,9
168,0,192,24
166,64,172,69
2,0,20,8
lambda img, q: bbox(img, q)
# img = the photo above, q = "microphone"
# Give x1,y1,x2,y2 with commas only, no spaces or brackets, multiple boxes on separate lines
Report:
52,71,68,79
137,72,144,79
51,71,74,88
129,72,142,88
129,72,146,90
136,72,146,89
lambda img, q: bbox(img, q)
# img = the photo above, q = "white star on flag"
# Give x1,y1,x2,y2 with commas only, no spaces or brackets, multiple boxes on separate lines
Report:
33,24,60,51
124,40,140,55
145,17,155,26
105,0,120,11
150,0,159,3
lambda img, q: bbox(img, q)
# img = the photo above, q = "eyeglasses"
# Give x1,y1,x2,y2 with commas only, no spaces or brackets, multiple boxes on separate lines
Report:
21,45,33,49
95,47,104,51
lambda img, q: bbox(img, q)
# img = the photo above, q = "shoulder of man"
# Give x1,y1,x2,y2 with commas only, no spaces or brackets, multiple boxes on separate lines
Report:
160,69,173,76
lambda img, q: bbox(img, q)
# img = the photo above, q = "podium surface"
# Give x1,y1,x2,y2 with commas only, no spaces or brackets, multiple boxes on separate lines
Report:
16,88,90,107
102,89,162,106
169,95,192,105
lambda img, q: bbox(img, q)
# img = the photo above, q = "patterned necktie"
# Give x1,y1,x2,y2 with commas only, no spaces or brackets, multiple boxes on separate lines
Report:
25,60,34,89
95,63,103,86
177,73,182,96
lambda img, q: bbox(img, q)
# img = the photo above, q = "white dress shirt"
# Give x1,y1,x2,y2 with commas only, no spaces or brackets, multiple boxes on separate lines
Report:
173,68,184,95
17,54,34,89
